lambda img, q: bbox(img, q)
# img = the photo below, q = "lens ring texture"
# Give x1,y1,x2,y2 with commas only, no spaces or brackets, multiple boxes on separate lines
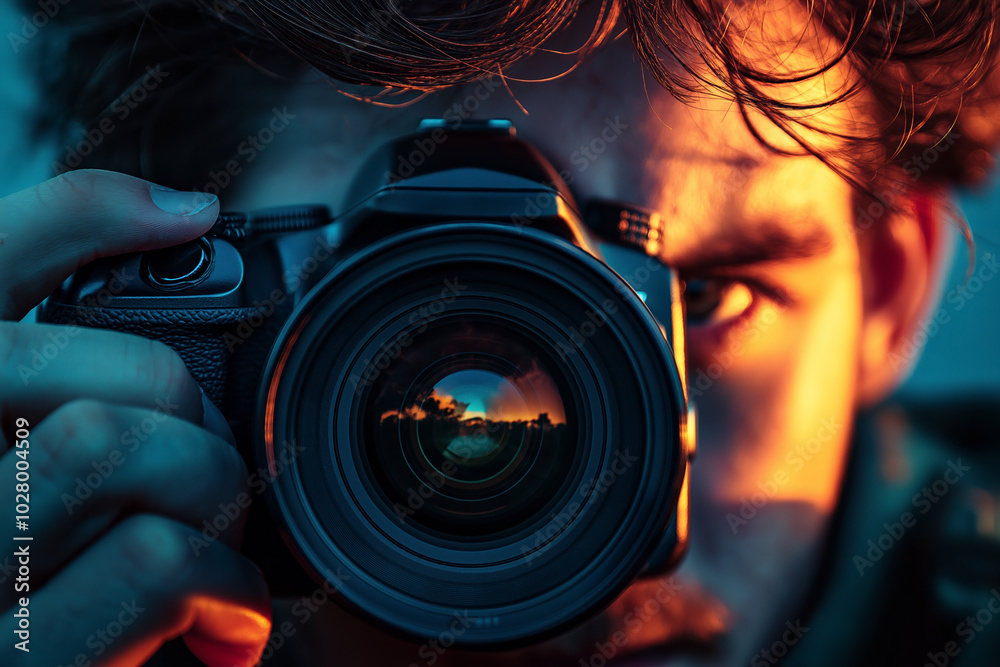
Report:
257,223,685,646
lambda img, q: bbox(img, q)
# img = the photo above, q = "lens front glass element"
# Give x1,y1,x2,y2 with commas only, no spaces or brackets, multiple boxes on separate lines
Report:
365,320,575,536
258,225,682,646
412,367,537,483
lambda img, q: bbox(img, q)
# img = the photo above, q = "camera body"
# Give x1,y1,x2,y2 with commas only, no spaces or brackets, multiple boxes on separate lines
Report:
42,119,695,647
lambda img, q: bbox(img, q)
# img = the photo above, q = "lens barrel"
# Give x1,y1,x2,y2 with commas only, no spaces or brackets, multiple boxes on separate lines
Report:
256,222,685,646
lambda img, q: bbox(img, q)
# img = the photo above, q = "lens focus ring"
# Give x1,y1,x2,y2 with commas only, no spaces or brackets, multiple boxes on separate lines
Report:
256,222,686,647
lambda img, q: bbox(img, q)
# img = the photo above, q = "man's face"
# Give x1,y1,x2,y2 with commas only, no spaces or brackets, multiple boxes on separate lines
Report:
227,10,873,666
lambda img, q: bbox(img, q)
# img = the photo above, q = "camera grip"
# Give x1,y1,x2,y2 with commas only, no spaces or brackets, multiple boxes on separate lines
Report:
41,303,260,408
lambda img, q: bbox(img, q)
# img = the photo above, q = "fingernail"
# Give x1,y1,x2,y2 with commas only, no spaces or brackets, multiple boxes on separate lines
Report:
200,386,236,446
150,185,218,216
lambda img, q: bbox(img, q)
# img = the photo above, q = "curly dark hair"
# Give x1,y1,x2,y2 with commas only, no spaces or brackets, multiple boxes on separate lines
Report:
23,0,1000,204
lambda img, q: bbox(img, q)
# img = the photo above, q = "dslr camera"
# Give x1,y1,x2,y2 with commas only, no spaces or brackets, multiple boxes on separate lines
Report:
42,119,696,647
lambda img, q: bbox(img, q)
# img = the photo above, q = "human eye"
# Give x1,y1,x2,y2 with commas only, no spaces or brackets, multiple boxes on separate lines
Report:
682,278,756,328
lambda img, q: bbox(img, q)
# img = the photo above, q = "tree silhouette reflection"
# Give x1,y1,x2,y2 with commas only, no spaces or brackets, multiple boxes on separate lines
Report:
380,390,566,481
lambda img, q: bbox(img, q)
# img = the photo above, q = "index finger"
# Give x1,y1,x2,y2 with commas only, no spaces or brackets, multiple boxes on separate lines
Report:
0,169,218,321
0,321,205,429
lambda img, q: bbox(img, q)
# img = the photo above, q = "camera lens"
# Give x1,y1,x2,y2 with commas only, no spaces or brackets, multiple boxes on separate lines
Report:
394,362,554,489
366,322,574,536
257,223,685,646
409,366,534,484
414,368,530,481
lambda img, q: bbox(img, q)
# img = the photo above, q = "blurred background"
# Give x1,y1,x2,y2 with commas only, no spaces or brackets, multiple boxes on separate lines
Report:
1,0,996,397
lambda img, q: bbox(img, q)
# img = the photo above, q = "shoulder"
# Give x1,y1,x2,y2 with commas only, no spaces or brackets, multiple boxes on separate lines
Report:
786,395,1000,666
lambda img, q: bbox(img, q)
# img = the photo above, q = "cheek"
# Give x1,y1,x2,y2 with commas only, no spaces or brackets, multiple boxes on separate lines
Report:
688,272,861,518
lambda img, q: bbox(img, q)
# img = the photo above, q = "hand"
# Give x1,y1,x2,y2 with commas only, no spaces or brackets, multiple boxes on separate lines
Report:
0,170,272,666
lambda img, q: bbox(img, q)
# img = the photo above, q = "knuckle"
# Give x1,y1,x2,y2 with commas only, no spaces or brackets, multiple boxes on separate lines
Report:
29,170,132,232
0,322,72,390
45,169,103,207
114,514,197,595
35,399,121,481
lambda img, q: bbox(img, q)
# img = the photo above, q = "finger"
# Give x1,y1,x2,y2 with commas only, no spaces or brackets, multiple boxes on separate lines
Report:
0,321,204,430
0,399,248,600
0,169,218,320
0,514,271,667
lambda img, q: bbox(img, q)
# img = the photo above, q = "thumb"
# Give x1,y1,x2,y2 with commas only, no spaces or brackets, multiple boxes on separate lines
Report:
0,169,219,320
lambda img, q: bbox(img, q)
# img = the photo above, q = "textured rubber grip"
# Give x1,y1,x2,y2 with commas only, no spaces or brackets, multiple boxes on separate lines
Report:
41,303,261,407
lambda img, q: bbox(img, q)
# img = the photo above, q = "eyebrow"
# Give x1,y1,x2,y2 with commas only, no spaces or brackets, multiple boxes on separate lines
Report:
669,222,835,271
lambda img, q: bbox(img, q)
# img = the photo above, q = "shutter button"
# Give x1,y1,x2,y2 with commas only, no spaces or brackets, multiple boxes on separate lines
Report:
140,237,215,291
